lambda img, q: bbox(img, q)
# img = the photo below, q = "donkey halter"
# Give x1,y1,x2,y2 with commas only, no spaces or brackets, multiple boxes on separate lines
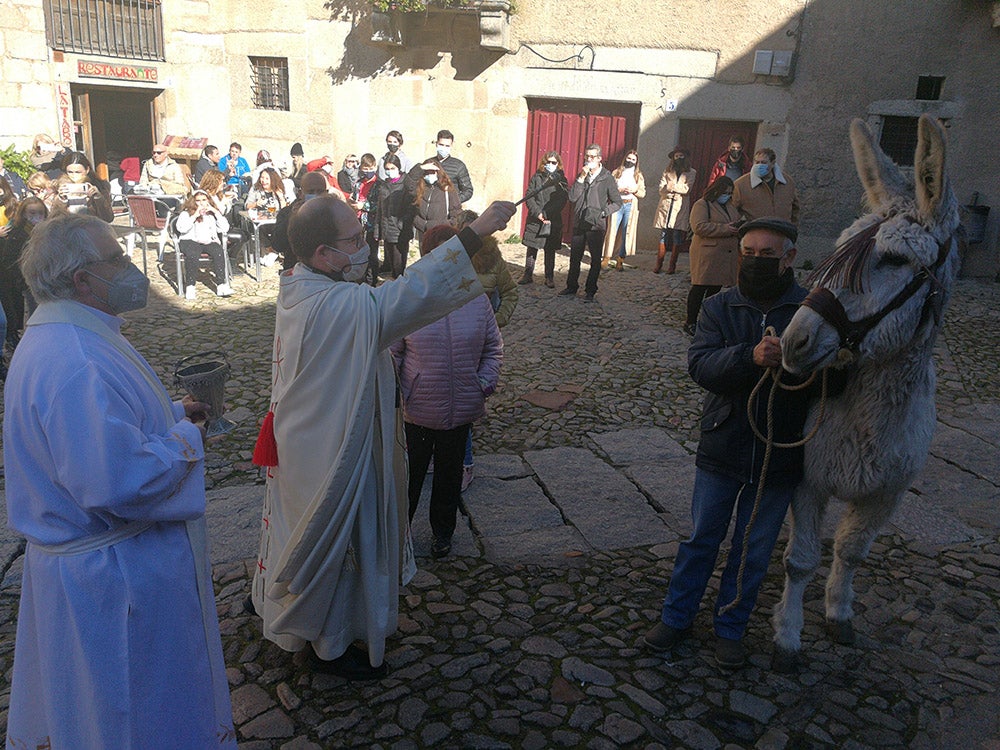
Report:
800,217,956,354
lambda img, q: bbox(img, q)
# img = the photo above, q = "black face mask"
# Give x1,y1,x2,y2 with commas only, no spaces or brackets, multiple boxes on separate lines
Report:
387,143,400,153
738,256,793,301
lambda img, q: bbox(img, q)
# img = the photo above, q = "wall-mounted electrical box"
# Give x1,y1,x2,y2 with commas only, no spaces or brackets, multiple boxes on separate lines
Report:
753,49,794,78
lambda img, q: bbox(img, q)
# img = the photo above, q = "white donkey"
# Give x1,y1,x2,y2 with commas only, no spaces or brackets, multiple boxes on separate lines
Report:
771,114,962,671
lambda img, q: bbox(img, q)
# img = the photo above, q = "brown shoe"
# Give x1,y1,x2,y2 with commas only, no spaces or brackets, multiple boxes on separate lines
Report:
642,621,691,653
544,277,555,288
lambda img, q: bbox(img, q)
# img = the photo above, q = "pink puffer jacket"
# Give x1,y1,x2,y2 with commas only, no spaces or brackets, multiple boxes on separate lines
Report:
391,294,502,430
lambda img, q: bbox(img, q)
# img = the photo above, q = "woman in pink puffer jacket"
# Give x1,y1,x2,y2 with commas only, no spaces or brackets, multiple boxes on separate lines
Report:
391,224,503,559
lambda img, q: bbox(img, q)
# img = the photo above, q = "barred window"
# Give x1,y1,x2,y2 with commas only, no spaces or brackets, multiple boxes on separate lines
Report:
250,57,290,111
45,0,164,61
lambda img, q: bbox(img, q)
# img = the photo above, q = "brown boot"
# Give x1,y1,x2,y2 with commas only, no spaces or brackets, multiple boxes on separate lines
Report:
666,245,680,274
616,256,624,272
653,242,667,274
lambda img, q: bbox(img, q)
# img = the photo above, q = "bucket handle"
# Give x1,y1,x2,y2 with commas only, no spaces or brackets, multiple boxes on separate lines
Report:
174,350,229,384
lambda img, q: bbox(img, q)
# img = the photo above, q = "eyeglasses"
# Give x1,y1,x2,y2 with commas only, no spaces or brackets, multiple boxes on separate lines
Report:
545,160,559,165
86,252,132,270
152,150,167,155
320,232,366,254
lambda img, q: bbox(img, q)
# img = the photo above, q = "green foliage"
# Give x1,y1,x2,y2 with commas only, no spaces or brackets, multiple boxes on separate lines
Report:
371,0,505,12
504,233,521,244
0,144,35,180
800,259,814,271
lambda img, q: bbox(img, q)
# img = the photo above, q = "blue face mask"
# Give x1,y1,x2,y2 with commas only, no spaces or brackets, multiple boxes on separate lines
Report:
754,163,771,178
86,262,149,313
717,194,731,205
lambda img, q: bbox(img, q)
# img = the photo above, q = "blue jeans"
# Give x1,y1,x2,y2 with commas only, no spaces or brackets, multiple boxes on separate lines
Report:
608,201,632,258
660,468,794,640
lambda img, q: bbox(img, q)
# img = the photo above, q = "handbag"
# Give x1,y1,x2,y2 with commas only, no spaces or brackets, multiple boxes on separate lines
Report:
536,221,551,238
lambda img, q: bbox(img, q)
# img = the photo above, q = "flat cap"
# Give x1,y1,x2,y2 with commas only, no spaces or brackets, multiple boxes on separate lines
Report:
738,216,798,243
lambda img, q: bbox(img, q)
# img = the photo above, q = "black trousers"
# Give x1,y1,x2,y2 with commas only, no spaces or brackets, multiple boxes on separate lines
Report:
567,225,604,295
179,240,227,289
405,422,471,541
385,239,410,278
686,284,722,325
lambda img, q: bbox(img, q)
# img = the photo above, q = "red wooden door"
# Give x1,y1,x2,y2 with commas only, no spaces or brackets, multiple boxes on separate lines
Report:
523,99,640,240
677,119,757,203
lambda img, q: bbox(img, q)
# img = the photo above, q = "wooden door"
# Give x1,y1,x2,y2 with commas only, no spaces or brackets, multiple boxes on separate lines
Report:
523,99,641,241
677,119,758,203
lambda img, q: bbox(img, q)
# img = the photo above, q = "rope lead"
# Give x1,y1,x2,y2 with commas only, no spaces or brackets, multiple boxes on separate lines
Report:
717,333,829,617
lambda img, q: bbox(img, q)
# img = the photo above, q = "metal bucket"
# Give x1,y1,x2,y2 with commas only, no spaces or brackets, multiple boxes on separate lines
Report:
174,350,236,437
962,203,990,245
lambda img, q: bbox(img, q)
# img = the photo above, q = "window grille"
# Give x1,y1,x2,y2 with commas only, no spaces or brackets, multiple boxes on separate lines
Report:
45,0,164,62
250,57,290,111
878,116,919,167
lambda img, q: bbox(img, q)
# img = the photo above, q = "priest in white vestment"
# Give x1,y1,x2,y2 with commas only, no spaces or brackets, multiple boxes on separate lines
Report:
251,195,515,680
3,214,236,749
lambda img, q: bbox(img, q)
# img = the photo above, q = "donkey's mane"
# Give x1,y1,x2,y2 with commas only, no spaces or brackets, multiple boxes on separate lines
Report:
807,218,886,293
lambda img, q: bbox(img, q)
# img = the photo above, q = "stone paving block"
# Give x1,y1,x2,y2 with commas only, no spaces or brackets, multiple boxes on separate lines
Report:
910,453,1000,533
890,489,981,546
624,459,696,532
525,446,671,550
590,427,690,465
931,422,1000,487
475,453,531,479
482,525,591,563
463,477,564,537
206,484,264,565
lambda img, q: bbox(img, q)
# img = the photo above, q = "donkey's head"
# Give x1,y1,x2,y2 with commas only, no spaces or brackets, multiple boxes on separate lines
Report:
782,115,961,375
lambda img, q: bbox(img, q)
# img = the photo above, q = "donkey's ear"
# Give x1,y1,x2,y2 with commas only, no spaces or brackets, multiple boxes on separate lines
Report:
850,118,907,209
914,114,947,222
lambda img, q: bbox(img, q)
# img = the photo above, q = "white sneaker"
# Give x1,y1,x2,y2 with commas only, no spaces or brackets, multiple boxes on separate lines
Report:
216,283,234,297
260,252,278,267
185,285,197,301
461,464,475,492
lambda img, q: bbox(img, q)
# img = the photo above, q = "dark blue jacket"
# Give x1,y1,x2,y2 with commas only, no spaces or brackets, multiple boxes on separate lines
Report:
689,281,811,485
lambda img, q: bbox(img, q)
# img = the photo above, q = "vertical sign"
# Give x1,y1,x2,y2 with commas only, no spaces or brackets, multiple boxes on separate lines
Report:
56,82,74,147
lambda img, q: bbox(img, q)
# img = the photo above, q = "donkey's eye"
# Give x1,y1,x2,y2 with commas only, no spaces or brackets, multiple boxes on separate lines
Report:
878,253,910,268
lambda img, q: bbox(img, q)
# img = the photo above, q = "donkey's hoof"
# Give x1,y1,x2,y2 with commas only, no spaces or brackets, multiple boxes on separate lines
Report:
826,618,855,645
771,647,800,674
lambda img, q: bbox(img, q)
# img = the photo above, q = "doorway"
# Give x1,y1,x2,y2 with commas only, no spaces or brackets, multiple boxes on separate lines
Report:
523,98,641,241
71,84,160,183
677,119,758,202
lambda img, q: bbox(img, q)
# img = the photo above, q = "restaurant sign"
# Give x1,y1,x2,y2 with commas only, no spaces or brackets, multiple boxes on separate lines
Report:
77,60,159,83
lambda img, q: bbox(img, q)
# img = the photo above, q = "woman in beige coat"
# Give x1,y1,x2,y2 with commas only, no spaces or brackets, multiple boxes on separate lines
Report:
684,176,740,335
601,150,646,271
653,148,696,274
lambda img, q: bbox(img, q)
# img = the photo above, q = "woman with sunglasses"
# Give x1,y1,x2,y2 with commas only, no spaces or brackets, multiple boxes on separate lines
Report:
519,151,568,287
602,149,646,272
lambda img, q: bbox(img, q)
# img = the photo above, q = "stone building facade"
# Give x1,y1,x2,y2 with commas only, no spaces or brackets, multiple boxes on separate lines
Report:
1,0,997,274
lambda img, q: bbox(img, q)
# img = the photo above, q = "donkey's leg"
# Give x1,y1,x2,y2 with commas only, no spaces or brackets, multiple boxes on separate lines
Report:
772,481,828,666
825,492,902,644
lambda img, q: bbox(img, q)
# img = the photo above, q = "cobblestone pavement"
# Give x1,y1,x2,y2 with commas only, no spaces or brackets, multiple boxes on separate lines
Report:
1,239,999,749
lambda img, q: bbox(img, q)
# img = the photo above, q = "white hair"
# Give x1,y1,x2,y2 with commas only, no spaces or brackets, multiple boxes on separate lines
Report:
21,213,106,302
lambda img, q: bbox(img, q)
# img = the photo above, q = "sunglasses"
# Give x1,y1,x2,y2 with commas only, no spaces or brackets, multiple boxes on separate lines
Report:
545,160,558,165
153,150,167,154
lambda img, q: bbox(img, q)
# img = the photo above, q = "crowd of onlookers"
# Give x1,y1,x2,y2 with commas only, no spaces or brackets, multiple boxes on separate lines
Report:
0,128,800,374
